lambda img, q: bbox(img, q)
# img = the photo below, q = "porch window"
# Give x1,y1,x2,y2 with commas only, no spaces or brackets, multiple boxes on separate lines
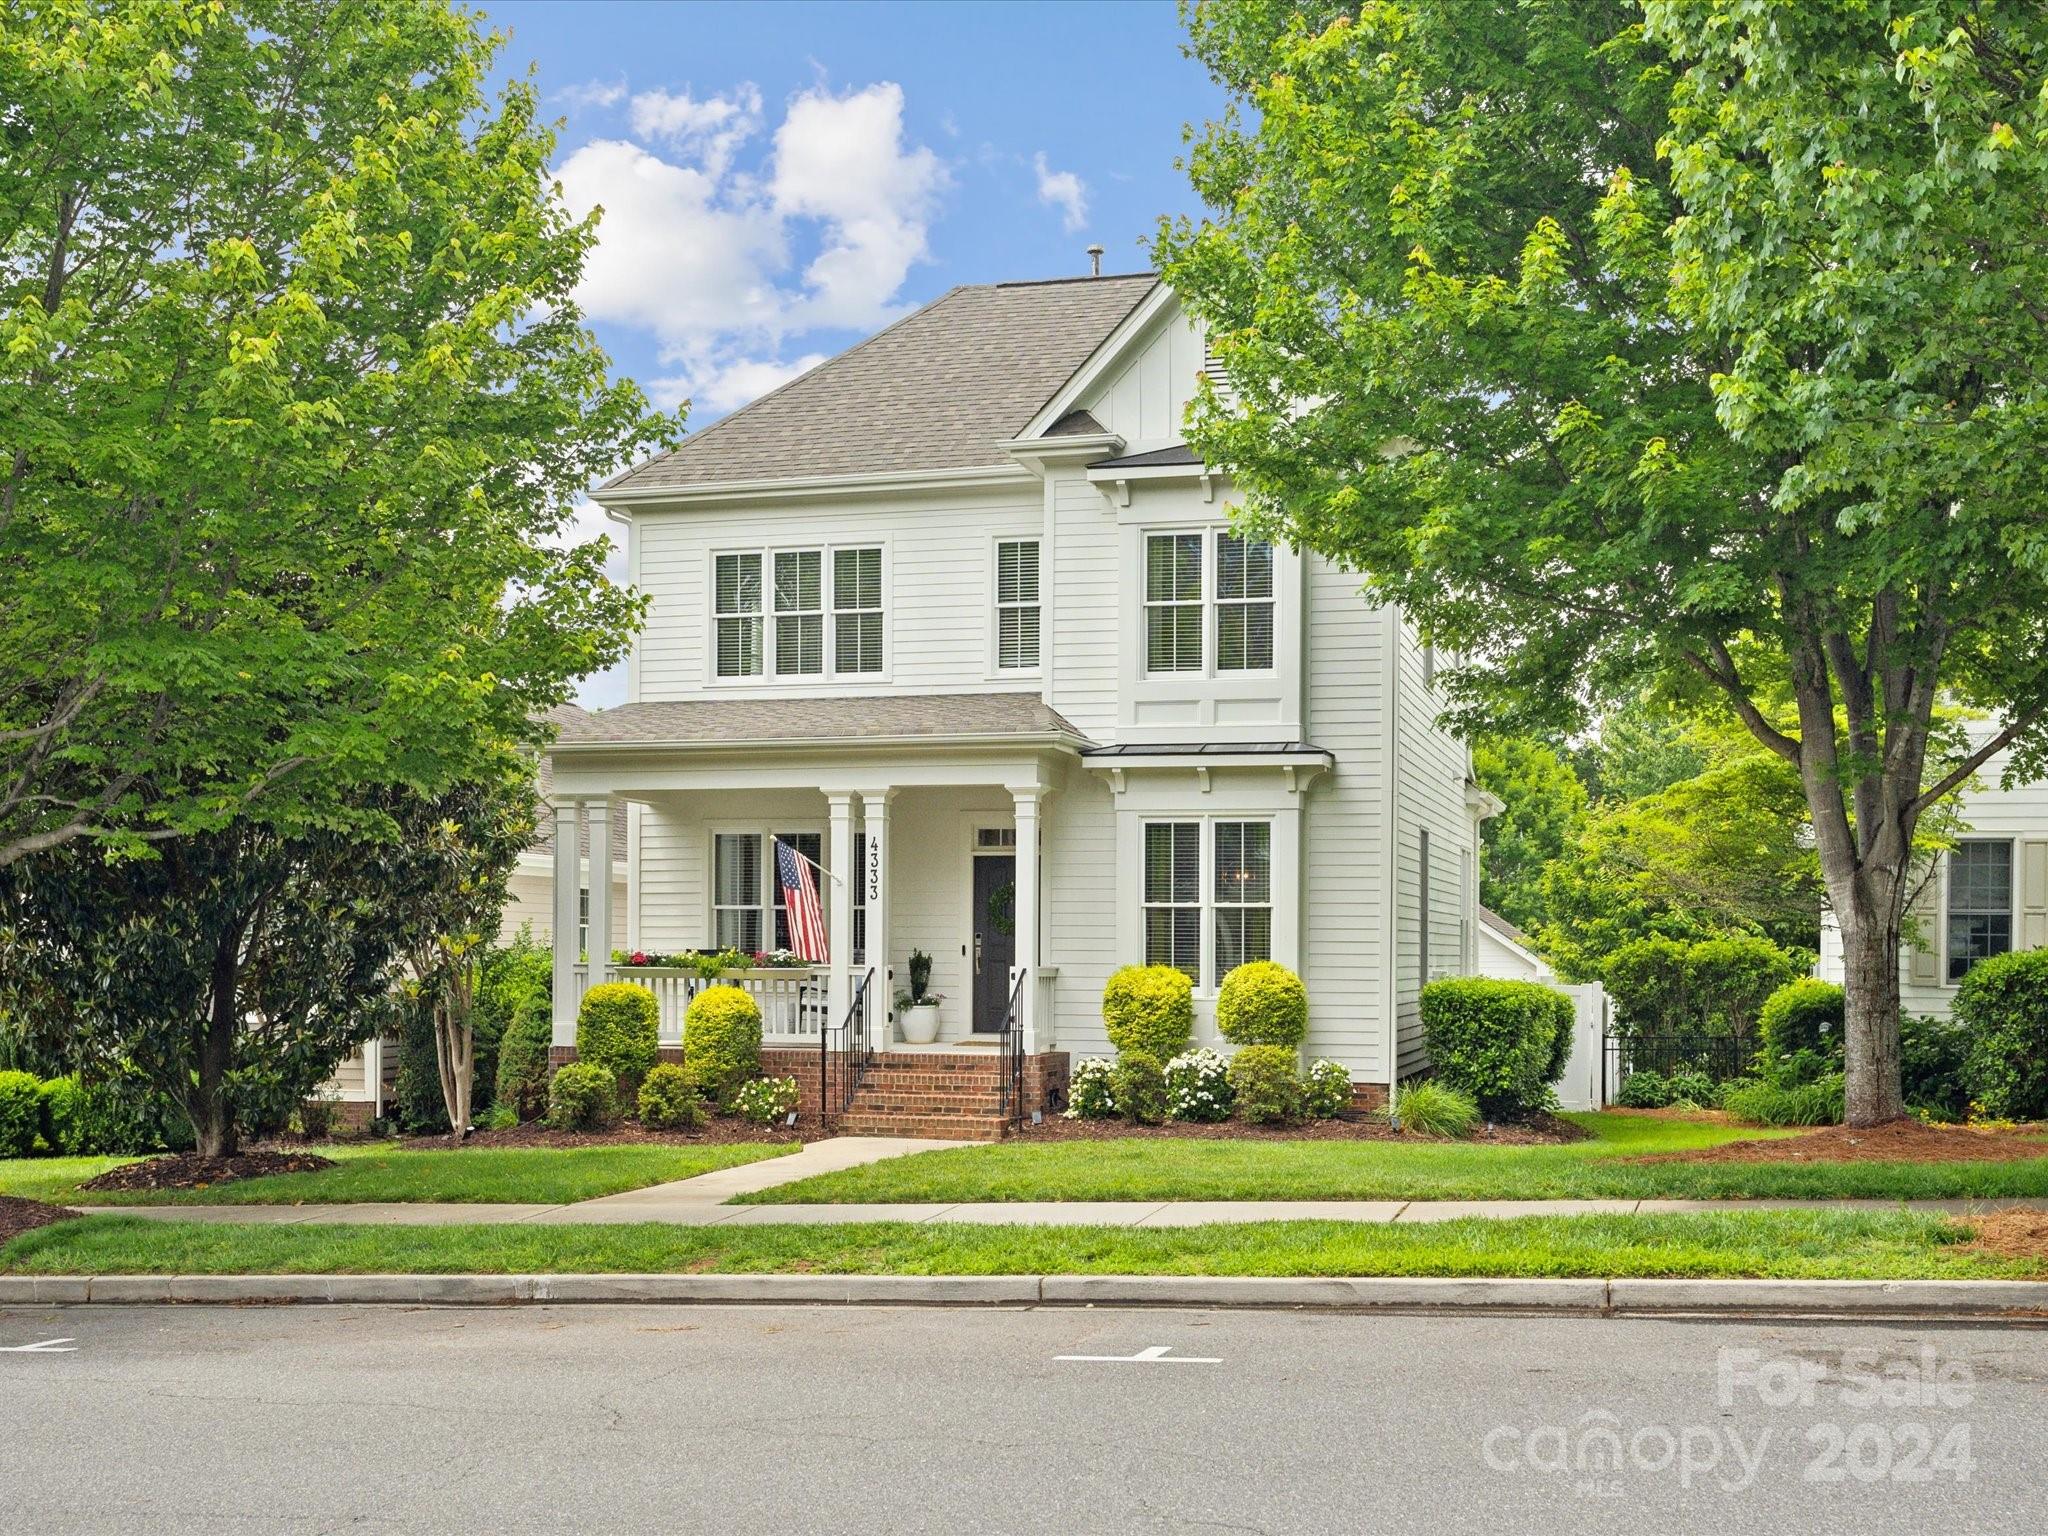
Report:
773,550,823,676
772,831,823,954
713,833,764,951
834,547,884,674
1215,532,1274,671
851,833,867,966
1947,840,2013,981
714,554,763,678
1214,821,1272,977
1142,821,1201,980
996,539,1040,670
1145,533,1204,672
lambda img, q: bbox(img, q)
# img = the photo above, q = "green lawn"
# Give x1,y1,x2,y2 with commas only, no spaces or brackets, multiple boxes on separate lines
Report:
742,1112,2048,1204
2,1207,2036,1280
0,1142,795,1207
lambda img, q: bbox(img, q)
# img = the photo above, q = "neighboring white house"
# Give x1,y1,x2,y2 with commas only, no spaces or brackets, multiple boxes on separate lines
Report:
1475,906,1554,984
1817,725,2048,1017
542,271,1489,1120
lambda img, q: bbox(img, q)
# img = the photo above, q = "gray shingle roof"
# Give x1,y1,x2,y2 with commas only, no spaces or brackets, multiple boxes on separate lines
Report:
553,693,1087,749
603,274,1158,491
1091,442,1202,469
531,709,629,859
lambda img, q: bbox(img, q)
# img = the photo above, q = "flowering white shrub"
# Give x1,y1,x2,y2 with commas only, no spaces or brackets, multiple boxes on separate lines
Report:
733,1074,800,1125
1065,1057,1118,1119
1165,1048,1235,1122
1303,1058,1354,1119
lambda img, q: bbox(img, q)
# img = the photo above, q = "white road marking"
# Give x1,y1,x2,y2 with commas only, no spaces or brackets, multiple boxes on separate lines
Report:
1055,1344,1220,1364
0,1338,76,1353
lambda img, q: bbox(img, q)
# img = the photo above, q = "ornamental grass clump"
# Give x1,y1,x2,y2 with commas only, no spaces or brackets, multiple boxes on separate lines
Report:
1387,1079,1479,1139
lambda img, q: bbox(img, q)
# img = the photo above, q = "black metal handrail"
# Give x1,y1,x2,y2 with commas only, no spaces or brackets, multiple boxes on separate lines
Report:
825,967,877,1122
997,966,1028,1127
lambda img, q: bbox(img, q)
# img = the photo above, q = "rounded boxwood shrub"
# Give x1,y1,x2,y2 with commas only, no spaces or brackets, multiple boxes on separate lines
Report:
636,1062,706,1130
1957,948,2048,1119
546,1061,618,1131
1302,1058,1353,1120
576,983,661,1102
494,994,555,1123
1758,978,1844,1070
1101,965,1194,1061
1227,1044,1305,1125
684,984,764,1108
1065,1057,1118,1120
1419,978,1574,1121
36,1075,82,1155
1215,960,1309,1048
1164,1048,1233,1122
1109,1051,1168,1125
1901,1014,1970,1122
0,1070,40,1157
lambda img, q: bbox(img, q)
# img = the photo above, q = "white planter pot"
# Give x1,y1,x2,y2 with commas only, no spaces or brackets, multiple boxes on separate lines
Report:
899,1003,941,1044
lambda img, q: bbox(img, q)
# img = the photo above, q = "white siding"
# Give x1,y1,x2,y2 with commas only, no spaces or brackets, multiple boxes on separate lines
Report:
1047,469,1120,737
1077,308,1207,456
1043,772,1119,1056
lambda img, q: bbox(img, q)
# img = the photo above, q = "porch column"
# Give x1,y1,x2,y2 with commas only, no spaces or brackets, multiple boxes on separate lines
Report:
859,788,894,1039
585,795,613,991
826,790,856,1030
1011,786,1042,1052
550,799,582,1048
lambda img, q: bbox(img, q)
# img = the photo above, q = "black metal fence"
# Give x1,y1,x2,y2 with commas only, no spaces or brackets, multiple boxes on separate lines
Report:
1602,1033,1756,1104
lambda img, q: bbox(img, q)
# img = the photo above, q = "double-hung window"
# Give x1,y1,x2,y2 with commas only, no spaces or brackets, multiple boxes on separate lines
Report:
834,547,884,674
1947,840,2013,981
1213,821,1273,977
996,539,1040,670
773,551,823,676
1144,529,1275,676
1215,532,1275,671
1142,822,1202,980
714,554,764,678
712,832,764,951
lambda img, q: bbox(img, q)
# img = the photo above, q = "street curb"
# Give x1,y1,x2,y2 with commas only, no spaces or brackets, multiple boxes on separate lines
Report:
5,1272,2048,1316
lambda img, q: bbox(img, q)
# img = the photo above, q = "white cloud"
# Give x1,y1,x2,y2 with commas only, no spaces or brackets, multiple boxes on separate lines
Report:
1033,152,1088,233
650,352,829,416
557,78,627,111
628,84,762,178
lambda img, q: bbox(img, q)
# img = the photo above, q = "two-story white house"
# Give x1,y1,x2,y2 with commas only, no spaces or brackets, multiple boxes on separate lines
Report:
543,271,1488,1133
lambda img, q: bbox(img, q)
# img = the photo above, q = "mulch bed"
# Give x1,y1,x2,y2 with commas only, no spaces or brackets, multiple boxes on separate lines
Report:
77,1149,337,1193
1004,1110,1590,1146
400,1116,826,1151
1630,1120,2048,1167
0,1194,80,1246
1954,1207,2048,1266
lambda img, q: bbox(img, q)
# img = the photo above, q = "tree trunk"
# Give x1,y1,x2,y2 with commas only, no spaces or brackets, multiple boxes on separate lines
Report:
433,1001,473,1138
1834,892,1906,1128
192,934,242,1159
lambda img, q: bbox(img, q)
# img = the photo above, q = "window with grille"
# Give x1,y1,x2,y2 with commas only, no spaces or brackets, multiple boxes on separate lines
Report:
714,554,763,678
1142,821,1201,980
713,832,764,952
834,547,883,673
1947,840,2013,981
1216,532,1274,671
1145,533,1204,672
996,539,1040,670
770,831,823,953
1214,821,1273,978
773,550,823,676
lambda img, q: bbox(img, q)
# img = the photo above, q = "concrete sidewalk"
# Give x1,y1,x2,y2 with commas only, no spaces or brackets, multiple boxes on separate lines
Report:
79,1194,2048,1228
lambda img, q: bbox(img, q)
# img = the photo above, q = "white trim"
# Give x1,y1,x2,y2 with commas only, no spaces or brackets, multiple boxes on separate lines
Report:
1017,283,1178,441
591,462,1035,509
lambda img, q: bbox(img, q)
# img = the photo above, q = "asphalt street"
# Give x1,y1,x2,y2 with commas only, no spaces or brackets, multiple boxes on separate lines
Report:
3,1302,2045,1534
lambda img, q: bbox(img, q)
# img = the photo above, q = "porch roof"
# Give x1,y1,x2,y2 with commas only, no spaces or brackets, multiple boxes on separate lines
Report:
550,692,1090,754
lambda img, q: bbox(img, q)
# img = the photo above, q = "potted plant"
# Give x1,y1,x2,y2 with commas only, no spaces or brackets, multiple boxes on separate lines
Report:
895,949,943,1043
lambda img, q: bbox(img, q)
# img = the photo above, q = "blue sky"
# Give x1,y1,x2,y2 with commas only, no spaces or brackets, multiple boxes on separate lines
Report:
484,1,1226,701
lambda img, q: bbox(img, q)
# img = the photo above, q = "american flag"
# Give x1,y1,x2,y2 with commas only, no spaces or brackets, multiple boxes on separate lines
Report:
775,838,828,962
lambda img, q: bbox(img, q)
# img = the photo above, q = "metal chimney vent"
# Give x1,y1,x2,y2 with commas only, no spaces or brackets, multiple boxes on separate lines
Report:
1086,244,1105,277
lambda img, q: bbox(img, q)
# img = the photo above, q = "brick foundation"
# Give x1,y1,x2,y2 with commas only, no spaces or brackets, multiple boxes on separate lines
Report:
1350,1081,1389,1113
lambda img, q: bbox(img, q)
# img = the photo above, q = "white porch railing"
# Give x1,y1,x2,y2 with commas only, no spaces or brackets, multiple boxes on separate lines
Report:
569,965,832,1045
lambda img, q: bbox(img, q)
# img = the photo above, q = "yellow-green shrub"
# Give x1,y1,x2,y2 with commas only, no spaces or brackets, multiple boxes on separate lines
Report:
1215,961,1309,1048
1101,965,1194,1061
575,983,661,1100
684,984,764,1108
636,1062,706,1130
1227,1044,1305,1125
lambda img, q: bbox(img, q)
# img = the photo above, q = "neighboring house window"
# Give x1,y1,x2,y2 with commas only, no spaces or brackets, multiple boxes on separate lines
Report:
1215,532,1274,671
773,550,823,676
1142,821,1201,980
834,547,884,673
1418,827,1431,983
713,833,764,952
1947,840,2013,982
1422,644,1436,688
1213,821,1272,978
772,831,823,953
714,554,764,678
996,539,1040,670
1145,533,1205,672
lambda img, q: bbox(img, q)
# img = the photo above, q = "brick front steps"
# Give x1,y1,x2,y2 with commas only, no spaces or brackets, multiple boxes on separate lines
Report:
835,1050,1071,1140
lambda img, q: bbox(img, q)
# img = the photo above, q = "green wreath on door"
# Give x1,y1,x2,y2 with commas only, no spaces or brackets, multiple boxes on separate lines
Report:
986,880,1015,937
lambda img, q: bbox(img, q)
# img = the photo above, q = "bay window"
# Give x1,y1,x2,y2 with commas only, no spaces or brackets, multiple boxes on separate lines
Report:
1142,821,1201,979
1142,817,1275,988
1143,528,1276,676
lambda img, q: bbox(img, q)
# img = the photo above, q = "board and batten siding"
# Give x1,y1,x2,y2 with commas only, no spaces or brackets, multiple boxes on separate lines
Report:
1076,307,1207,457
629,483,1046,702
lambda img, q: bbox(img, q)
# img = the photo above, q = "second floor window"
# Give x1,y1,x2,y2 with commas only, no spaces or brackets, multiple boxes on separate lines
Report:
1947,840,2013,982
715,545,882,680
996,539,1040,670
1144,528,1276,676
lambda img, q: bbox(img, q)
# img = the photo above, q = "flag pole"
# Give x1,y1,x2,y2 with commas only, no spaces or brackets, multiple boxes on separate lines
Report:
773,835,845,887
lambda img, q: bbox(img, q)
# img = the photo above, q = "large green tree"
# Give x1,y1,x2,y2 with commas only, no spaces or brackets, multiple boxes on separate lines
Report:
1469,734,1585,933
0,0,671,865
1158,0,2048,1124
